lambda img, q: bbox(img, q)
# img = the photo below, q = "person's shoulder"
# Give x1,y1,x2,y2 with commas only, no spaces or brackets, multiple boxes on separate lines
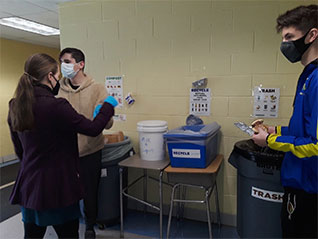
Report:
307,69,318,91
311,67,318,75
54,96,70,105
309,68,317,82
91,80,104,87
47,97,74,116
42,96,69,107
58,78,73,96
90,80,107,92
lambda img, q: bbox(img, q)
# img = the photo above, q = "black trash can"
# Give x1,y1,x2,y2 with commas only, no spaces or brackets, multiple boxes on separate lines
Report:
229,139,285,238
97,136,134,227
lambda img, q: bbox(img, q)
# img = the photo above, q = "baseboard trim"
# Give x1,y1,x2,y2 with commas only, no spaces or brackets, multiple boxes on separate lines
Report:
0,155,18,167
0,181,15,190
127,200,236,227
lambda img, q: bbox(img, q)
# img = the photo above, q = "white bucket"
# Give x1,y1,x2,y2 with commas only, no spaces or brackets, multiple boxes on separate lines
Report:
137,120,168,161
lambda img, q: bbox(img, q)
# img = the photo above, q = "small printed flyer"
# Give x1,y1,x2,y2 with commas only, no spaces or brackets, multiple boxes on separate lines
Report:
113,114,126,121
105,76,123,107
253,87,280,118
189,88,211,116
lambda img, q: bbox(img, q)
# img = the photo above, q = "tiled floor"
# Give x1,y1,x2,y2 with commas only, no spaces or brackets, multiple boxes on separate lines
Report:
1,160,239,238
0,209,238,239
0,213,149,239
117,210,238,238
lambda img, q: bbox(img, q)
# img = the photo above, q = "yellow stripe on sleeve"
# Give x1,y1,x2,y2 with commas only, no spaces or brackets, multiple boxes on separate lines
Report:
267,134,318,158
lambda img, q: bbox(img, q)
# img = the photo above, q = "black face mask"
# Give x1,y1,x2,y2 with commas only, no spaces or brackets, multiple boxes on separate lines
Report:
50,75,60,95
280,30,313,63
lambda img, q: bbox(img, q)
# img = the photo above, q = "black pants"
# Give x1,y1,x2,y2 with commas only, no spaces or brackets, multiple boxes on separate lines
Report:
24,219,79,238
281,187,318,238
80,150,102,229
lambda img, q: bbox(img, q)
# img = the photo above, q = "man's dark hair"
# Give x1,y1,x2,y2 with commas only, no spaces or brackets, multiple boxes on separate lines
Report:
276,5,318,33
59,48,85,70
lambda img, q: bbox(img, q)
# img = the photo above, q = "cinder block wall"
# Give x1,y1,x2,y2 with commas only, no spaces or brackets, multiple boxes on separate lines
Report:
59,0,315,226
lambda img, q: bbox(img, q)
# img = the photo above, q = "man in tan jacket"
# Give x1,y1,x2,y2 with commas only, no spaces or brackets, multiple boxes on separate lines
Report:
58,48,113,239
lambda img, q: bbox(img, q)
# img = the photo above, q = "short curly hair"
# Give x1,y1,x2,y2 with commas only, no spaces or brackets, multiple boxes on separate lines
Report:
276,5,318,33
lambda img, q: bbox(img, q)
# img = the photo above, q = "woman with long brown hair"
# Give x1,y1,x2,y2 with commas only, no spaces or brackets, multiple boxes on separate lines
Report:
7,53,117,238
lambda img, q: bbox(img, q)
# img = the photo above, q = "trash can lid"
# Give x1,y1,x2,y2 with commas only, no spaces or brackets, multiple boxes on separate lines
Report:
233,139,285,166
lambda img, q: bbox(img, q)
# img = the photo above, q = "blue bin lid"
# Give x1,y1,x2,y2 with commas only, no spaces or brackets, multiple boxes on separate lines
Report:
163,122,220,138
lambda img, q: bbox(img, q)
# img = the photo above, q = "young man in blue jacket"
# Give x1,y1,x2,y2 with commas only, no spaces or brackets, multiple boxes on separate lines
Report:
253,5,318,238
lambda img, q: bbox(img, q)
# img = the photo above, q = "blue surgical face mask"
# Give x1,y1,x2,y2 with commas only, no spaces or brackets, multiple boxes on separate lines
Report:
280,30,313,63
61,62,79,79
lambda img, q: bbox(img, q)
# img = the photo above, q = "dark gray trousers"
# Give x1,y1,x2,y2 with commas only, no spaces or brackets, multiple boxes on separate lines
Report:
80,150,102,230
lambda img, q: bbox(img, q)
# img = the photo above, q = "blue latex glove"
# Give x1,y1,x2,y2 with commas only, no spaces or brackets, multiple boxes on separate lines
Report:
93,96,118,118
93,104,102,118
104,96,118,107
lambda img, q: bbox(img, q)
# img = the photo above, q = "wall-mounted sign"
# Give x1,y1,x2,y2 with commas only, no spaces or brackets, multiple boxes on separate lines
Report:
253,87,280,118
105,76,123,107
190,88,211,116
113,114,126,121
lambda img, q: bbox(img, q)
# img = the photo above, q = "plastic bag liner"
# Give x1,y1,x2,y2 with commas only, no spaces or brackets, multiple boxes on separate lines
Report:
231,139,285,170
163,122,220,145
101,136,133,163
186,114,204,126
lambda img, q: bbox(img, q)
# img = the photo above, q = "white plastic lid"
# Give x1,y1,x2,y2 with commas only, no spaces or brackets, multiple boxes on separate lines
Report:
137,120,168,133
137,120,167,127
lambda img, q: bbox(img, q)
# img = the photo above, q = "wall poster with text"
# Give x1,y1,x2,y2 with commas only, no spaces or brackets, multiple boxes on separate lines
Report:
189,88,211,116
253,87,280,118
105,76,124,107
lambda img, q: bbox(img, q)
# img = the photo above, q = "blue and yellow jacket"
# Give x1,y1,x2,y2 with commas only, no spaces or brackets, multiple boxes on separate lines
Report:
267,59,318,193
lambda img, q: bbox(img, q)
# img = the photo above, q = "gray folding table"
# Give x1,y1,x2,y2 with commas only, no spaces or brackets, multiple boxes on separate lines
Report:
119,154,170,238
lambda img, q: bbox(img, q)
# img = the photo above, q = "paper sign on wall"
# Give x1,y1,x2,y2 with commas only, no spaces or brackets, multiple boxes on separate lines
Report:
113,114,126,121
190,88,211,116
253,87,280,118
105,76,123,107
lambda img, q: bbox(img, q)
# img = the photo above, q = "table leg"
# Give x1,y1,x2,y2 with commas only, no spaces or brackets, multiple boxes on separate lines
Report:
159,170,163,239
176,185,185,220
206,189,213,239
120,167,124,238
143,169,147,213
176,186,180,220
167,184,177,239
180,186,186,220
215,183,221,229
